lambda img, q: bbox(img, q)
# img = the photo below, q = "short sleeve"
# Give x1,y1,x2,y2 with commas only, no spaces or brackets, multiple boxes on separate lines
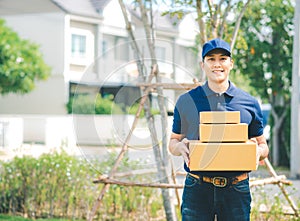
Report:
172,99,182,134
248,100,264,138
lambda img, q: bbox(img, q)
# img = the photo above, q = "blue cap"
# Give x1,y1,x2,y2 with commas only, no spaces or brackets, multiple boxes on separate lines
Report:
202,38,231,59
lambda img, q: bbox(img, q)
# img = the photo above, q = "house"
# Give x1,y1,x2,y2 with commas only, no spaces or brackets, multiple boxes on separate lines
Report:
0,0,199,147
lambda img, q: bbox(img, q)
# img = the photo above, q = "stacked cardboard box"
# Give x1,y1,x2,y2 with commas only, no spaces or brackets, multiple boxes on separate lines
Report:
189,111,257,171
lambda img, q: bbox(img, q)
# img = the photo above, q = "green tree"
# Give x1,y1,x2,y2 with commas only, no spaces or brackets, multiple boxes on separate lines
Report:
165,0,295,167
236,0,294,166
165,0,251,81
0,19,50,94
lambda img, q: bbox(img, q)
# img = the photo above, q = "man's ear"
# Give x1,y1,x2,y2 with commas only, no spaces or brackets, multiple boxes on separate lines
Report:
200,61,204,69
230,58,234,70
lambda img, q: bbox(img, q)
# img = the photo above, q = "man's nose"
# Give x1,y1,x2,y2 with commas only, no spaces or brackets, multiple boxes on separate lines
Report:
213,60,221,67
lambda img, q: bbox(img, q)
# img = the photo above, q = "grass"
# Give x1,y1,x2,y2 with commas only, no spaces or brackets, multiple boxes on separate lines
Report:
0,214,84,221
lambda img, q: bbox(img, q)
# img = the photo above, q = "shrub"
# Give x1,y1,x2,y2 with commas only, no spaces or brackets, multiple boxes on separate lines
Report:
94,94,123,115
67,94,160,116
66,94,123,115
0,151,163,220
126,101,160,117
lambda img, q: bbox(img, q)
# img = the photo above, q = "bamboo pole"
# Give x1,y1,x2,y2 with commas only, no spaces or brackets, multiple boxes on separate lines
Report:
249,175,292,187
93,176,183,189
138,1,179,218
170,159,181,211
93,174,292,189
91,160,298,218
264,158,299,217
88,71,156,221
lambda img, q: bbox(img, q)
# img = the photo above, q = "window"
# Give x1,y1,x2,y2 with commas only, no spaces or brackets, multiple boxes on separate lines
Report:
72,34,86,58
70,28,94,65
102,40,107,58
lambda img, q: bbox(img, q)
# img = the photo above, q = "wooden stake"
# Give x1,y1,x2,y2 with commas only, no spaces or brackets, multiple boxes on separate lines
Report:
249,175,292,187
88,72,156,221
93,173,293,189
93,176,183,189
264,158,299,217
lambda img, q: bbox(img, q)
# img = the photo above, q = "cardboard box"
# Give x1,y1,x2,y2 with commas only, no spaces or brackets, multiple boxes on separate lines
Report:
200,111,240,124
189,141,257,171
199,123,248,142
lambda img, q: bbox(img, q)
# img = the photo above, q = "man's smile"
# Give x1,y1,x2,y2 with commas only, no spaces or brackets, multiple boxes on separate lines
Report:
212,69,224,74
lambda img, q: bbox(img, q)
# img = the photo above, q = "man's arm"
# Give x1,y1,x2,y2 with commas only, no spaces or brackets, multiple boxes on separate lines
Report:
168,133,190,165
255,134,269,161
249,134,269,166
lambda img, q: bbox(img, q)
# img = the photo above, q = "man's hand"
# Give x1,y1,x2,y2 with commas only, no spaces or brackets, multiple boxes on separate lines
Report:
247,136,268,169
168,133,190,165
175,138,190,165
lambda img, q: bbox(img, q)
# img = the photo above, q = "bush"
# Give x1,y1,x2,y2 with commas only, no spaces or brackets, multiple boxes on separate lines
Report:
126,101,160,117
67,94,160,116
0,151,163,220
66,94,123,115
1,152,299,220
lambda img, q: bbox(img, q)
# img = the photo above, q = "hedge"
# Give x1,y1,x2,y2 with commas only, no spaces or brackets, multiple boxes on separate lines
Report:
0,151,163,220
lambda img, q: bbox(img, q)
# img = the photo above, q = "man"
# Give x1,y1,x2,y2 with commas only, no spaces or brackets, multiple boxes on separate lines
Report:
168,38,269,221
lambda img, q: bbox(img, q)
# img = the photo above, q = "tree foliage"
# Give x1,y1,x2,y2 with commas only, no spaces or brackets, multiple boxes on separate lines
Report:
163,0,251,82
164,0,250,44
0,19,50,94
163,0,295,166
235,0,294,166
236,0,294,103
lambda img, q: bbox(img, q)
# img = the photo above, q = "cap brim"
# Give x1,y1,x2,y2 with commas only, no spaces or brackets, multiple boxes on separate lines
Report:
204,48,231,58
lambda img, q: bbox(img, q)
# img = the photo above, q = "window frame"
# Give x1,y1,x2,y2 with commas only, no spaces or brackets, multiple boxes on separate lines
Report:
70,28,94,66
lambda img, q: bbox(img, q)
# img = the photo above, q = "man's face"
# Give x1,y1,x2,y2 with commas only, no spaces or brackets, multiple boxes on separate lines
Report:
201,50,233,84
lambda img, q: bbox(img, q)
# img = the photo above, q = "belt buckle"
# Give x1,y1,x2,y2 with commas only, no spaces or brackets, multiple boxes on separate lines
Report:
212,177,227,187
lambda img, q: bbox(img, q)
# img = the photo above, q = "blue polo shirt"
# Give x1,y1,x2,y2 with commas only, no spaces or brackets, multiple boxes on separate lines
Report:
172,81,264,177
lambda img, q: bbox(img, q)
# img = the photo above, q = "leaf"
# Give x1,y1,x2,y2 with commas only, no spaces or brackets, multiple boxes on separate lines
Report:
0,19,50,94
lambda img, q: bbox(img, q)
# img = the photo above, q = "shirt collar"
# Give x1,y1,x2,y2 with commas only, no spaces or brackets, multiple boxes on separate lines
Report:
202,81,235,97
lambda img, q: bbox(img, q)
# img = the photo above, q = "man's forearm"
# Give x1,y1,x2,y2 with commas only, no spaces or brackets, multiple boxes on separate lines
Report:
258,143,269,161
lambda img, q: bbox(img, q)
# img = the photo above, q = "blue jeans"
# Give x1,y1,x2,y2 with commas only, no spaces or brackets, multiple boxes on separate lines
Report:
181,174,251,221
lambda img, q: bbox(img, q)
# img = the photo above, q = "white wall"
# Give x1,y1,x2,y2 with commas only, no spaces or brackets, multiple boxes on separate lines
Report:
23,115,76,147
0,12,67,114
3,12,66,75
0,115,173,148
73,115,173,147
0,76,65,114
0,117,23,149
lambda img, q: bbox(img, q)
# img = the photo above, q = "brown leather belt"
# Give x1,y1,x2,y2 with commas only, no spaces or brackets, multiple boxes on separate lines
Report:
188,173,248,187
